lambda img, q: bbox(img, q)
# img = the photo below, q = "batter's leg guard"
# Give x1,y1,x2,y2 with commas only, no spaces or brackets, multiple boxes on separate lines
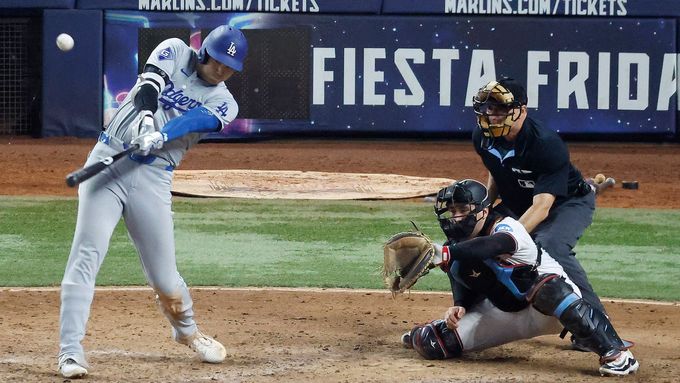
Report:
408,319,463,360
531,275,627,358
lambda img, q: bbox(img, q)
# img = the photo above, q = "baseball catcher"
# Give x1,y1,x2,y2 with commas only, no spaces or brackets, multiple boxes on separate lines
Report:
383,179,639,376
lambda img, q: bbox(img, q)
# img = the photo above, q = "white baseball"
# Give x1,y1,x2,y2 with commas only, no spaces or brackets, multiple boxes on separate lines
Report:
56,33,74,51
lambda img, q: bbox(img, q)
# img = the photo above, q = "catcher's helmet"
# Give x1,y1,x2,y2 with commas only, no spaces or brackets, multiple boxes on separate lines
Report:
434,179,490,242
198,25,248,71
472,78,526,147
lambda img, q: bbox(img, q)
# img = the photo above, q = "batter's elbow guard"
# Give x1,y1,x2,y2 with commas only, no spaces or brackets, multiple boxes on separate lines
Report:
134,83,160,114
408,319,463,360
132,67,168,114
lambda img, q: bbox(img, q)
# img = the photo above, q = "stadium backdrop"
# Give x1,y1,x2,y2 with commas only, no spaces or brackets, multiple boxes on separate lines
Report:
1,0,678,140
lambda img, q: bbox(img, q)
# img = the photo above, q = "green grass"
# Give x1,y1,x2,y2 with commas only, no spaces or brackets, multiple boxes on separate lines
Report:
0,196,678,301
577,209,680,301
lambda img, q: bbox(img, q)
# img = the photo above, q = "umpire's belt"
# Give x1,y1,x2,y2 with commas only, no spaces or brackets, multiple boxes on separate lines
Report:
98,131,175,171
569,179,594,197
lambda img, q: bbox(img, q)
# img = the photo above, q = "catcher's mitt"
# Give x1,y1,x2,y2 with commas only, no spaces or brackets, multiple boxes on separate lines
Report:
382,231,436,294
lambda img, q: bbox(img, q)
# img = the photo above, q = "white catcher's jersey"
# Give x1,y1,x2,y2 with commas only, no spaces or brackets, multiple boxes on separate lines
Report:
106,38,239,167
451,216,582,352
491,217,580,293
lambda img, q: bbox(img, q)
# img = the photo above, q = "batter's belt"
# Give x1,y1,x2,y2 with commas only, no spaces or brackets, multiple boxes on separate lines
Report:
98,131,175,171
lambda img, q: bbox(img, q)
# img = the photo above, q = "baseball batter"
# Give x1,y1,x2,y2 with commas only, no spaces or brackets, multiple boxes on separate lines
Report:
58,26,248,379
402,180,639,376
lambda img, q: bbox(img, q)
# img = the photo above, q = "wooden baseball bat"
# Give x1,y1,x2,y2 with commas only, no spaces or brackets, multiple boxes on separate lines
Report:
65,144,140,187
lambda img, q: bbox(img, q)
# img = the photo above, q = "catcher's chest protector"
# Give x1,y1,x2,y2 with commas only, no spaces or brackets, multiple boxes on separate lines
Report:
450,259,531,312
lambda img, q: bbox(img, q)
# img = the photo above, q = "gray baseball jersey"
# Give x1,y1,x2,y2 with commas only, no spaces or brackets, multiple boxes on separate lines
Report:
106,38,238,167
58,38,237,367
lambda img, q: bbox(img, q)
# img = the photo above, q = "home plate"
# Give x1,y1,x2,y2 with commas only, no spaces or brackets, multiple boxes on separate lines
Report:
171,169,455,200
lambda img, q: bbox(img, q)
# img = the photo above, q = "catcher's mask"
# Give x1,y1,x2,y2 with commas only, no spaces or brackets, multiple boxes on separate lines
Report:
473,78,527,148
434,179,490,242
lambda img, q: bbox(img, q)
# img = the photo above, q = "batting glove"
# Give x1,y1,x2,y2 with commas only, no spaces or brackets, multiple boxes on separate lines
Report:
132,131,165,156
130,110,156,138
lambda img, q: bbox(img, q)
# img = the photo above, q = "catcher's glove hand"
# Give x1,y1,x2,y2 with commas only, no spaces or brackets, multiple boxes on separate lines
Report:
382,231,440,294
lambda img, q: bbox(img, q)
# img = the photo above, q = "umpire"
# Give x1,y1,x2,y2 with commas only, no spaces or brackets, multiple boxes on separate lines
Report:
470,78,605,346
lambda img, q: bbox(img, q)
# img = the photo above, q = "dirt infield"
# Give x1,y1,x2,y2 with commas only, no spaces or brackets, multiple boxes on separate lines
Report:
2,137,680,208
1,137,679,382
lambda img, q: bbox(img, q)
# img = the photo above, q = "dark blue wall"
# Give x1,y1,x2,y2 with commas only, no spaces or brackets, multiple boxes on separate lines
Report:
0,0,75,8
42,10,103,137
1,0,678,139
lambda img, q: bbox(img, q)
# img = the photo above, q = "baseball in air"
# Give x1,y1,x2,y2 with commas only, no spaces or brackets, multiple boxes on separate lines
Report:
56,33,74,51
594,173,606,184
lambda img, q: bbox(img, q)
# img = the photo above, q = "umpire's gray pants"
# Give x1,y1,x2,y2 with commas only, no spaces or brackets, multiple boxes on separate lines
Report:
533,190,605,313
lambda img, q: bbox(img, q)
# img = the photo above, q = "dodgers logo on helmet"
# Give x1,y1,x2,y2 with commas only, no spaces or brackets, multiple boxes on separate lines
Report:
226,42,237,57
198,25,248,71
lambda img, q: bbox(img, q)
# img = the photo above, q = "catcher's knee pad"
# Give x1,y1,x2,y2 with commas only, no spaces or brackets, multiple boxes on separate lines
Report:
529,274,574,316
531,276,626,356
408,319,462,360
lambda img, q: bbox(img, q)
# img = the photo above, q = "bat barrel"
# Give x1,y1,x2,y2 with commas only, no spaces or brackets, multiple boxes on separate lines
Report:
65,173,80,187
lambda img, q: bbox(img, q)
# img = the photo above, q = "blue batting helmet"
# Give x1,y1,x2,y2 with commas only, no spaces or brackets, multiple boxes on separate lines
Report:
198,26,248,71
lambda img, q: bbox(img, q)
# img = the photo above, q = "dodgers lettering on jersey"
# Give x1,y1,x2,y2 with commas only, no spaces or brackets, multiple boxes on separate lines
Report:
160,82,203,113
146,38,238,128
105,38,239,167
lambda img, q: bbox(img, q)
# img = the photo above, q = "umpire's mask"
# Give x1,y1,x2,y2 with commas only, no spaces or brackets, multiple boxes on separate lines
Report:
435,179,490,242
473,78,526,149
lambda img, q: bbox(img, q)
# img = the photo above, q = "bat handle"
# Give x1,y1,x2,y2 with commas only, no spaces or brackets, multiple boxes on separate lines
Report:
65,144,140,187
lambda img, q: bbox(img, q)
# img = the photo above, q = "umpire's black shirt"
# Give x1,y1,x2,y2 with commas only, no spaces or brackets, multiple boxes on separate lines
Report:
472,116,585,216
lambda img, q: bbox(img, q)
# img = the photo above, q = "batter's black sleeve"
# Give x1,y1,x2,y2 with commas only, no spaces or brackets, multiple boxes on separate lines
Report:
133,64,171,113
